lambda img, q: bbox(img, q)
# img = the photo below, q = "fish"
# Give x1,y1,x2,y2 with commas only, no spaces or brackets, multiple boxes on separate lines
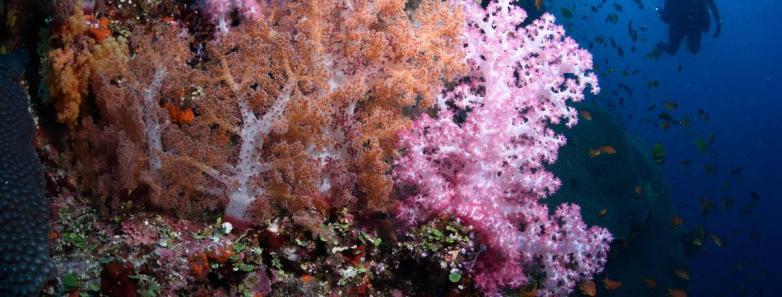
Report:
677,64,683,72
699,198,716,215
697,109,710,122
680,160,692,166
663,101,679,110
579,280,597,296
694,138,709,152
750,192,761,201
703,163,717,174
0,50,56,295
749,229,761,243
671,216,683,226
632,0,645,9
643,279,658,288
647,79,660,89
599,145,617,154
602,278,622,290
729,166,743,175
627,21,638,42
613,3,623,11
560,8,573,18
679,118,692,128
589,149,602,158
742,201,757,215
598,209,608,218
579,110,593,120
634,185,644,194
659,121,671,130
645,104,656,111
606,13,619,24
692,237,703,246
722,181,733,191
535,0,543,10
652,143,666,164
165,102,195,125
722,197,734,210
673,269,690,280
658,112,674,121
711,235,723,247
669,288,688,297
618,82,633,96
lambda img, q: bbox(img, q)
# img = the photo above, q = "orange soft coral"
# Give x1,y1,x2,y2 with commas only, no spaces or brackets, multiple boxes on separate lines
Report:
57,0,466,226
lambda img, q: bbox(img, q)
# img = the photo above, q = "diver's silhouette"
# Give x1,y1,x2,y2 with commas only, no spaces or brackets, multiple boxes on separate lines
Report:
651,0,721,56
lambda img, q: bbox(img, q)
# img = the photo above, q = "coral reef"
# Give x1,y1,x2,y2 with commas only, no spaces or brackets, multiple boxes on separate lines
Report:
49,0,466,224
393,1,608,296
34,0,618,296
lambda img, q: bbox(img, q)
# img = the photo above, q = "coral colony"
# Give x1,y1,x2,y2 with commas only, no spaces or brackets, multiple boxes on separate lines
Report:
394,2,609,296
40,0,610,296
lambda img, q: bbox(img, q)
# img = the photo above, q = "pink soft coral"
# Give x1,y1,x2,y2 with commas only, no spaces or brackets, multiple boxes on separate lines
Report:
393,1,609,296
201,0,261,33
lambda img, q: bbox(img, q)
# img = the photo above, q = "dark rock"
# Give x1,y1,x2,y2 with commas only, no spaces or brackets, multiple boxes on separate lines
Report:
0,49,55,297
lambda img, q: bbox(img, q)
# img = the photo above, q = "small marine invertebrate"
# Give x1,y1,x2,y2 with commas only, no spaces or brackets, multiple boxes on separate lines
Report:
394,1,609,296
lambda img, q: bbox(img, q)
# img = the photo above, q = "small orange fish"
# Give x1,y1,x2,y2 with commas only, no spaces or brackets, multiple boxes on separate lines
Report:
589,149,602,158
598,209,608,218
535,0,543,11
634,185,644,194
663,101,679,111
165,102,195,125
673,269,690,280
602,278,622,290
642,279,657,288
580,110,593,121
599,145,617,154
578,280,596,296
671,216,683,226
668,288,687,297
711,234,723,247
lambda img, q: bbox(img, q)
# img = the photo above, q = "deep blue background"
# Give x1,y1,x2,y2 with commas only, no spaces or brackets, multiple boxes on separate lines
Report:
545,0,781,295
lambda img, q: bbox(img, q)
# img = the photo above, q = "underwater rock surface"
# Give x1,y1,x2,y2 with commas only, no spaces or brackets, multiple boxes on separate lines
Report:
547,103,688,296
0,50,55,296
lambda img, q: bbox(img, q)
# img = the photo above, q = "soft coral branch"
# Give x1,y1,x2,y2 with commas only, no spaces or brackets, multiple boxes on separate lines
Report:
394,1,608,296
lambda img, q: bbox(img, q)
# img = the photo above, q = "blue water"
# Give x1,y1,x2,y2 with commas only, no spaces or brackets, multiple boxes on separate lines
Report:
549,0,781,295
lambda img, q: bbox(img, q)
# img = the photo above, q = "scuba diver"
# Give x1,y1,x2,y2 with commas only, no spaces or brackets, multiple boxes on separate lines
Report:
649,0,722,57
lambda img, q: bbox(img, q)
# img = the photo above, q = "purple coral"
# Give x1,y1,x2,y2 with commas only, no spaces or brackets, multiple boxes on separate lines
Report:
201,0,261,33
393,1,609,296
